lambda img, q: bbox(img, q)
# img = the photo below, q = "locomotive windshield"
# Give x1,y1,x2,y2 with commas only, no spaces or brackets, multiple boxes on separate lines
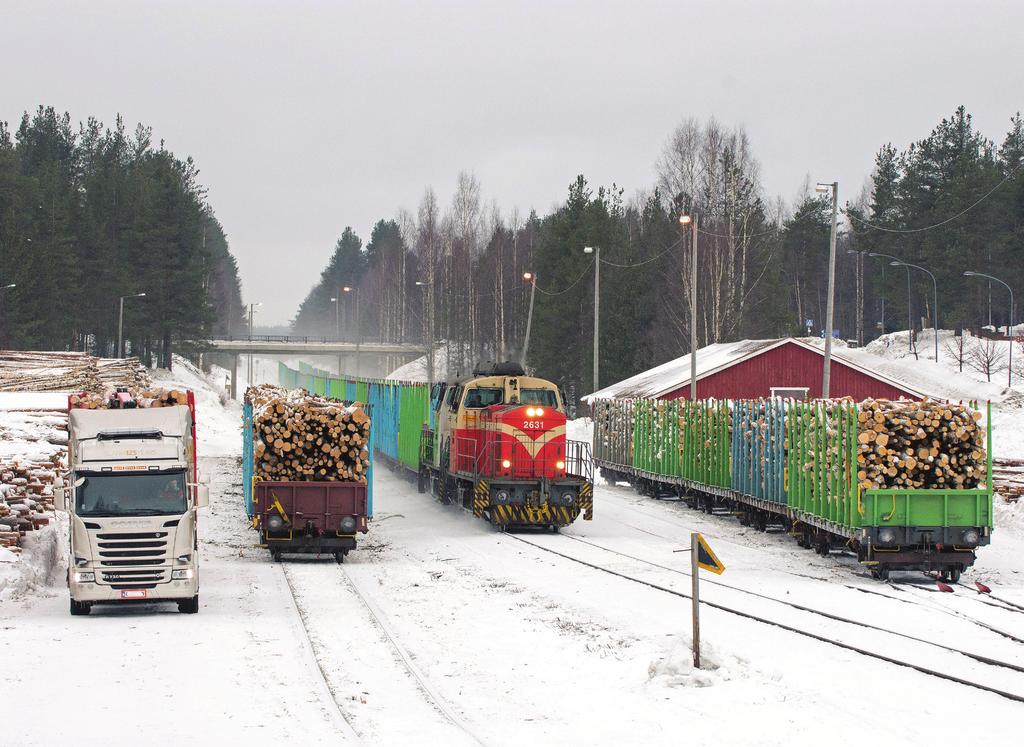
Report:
521,388,558,408
463,387,503,408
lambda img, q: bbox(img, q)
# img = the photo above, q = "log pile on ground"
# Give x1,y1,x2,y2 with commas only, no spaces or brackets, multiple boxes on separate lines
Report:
247,385,370,483
0,454,65,552
993,458,1024,503
0,351,150,393
856,399,986,490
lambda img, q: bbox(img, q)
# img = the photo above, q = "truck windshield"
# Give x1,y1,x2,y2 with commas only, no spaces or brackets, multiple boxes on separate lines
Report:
521,388,558,408
75,471,187,517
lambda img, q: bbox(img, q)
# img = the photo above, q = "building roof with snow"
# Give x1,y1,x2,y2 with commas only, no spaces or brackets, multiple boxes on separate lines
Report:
585,337,929,401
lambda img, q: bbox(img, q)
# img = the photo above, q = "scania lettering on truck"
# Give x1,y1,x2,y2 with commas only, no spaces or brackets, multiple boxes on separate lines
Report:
53,392,209,615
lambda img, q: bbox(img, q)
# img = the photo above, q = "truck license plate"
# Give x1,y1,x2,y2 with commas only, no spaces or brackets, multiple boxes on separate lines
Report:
120,590,147,600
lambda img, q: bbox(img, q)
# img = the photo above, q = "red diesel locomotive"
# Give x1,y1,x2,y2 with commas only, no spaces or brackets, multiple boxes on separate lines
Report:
420,362,593,530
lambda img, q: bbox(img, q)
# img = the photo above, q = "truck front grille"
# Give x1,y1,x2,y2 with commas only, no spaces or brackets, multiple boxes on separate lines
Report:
97,531,168,565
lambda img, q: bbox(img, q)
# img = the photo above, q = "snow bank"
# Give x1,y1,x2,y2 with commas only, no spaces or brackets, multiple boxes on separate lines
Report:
647,638,744,689
0,512,65,601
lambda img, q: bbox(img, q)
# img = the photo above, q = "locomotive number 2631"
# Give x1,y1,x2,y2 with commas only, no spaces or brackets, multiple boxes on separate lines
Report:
522,420,545,430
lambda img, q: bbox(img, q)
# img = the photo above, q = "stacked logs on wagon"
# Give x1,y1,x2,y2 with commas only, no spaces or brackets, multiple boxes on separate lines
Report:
0,454,66,552
856,399,986,491
247,385,370,484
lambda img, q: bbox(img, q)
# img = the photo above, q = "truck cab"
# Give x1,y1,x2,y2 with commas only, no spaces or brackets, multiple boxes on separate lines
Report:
54,403,208,615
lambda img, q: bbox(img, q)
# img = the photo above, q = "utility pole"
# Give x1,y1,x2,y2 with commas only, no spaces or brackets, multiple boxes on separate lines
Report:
817,182,839,397
521,272,537,370
677,214,698,399
247,302,261,383
583,247,599,393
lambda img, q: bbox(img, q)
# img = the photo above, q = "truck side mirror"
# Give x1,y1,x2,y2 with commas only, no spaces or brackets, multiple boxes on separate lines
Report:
53,487,68,512
194,485,210,509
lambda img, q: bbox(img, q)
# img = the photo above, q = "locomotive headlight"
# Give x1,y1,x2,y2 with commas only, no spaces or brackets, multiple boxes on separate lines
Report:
556,460,565,471
559,491,576,506
494,490,511,504
877,527,898,546
268,514,285,532
535,407,544,417
960,529,980,547
339,515,357,533
526,407,536,417
501,459,512,469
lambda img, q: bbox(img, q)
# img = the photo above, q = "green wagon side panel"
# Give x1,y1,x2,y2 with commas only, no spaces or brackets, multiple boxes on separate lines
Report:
398,383,430,471
861,489,992,528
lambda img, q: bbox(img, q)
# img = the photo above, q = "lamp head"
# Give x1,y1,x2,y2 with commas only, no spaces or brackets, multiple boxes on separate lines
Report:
523,272,533,281
583,247,594,254
330,297,337,302
343,286,353,293
678,215,692,225
815,183,832,194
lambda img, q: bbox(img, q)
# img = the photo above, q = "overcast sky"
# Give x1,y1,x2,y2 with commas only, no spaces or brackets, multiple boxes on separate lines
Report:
4,1,1022,324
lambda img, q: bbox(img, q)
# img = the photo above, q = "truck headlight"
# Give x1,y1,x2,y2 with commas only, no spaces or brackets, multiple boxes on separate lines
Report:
73,571,95,583
877,528,898,546
172,569,194,580
268,514,285,531
960,529,980,547
339,515,357,533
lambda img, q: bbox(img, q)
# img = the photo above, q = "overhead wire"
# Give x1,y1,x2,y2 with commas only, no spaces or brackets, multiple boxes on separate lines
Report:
846,160,1022,234
534,258,595,296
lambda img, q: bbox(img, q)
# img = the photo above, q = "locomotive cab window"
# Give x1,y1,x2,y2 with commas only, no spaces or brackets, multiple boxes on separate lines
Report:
446,385,462,409
463,387,503,409
521,388,559,408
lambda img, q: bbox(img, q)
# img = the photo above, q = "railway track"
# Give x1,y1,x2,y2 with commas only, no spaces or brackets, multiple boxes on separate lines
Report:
339,564,489,747
504,533,1024,704
281,560,487,746
605,486,1024,640
278,564,363,743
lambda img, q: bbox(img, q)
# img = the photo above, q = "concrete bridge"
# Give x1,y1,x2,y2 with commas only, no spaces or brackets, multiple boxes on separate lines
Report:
201,336,427,397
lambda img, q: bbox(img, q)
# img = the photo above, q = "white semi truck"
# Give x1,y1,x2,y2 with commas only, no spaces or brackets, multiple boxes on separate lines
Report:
54,393,209,615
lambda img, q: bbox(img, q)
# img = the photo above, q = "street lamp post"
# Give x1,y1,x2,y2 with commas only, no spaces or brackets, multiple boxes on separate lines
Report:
846,249,865,345
520,272,537,371
247,302,261,383
582,247,599,393
415,281,434,384
964,271,1015,386
118,292,147,359
678,214,698,400
344,286,360,378
330,295,341,375
816,182,839,397
869,252,914,353
890,261,938,362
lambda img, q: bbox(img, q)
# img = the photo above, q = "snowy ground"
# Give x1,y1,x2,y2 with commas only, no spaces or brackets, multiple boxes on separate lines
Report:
3,353,1024,745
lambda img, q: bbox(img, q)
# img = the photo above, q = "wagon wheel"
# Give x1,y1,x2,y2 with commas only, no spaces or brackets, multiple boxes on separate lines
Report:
334,551,345,564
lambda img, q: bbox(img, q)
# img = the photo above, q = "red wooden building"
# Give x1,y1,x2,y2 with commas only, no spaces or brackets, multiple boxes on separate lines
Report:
586,338,925,401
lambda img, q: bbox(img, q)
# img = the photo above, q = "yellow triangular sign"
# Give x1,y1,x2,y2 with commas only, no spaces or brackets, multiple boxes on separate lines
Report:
696,533,725,574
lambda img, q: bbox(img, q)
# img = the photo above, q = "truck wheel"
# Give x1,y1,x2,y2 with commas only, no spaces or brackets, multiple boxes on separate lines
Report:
178,595,200,614
70,599,91,616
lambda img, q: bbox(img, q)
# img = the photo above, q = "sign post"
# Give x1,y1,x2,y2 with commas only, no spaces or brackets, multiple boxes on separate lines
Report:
690,531,726,669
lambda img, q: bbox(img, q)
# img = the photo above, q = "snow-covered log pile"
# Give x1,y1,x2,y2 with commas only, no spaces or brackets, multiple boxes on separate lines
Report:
0,454,65,552
856,399,986,490
0,351,150,393
247,384,370,483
